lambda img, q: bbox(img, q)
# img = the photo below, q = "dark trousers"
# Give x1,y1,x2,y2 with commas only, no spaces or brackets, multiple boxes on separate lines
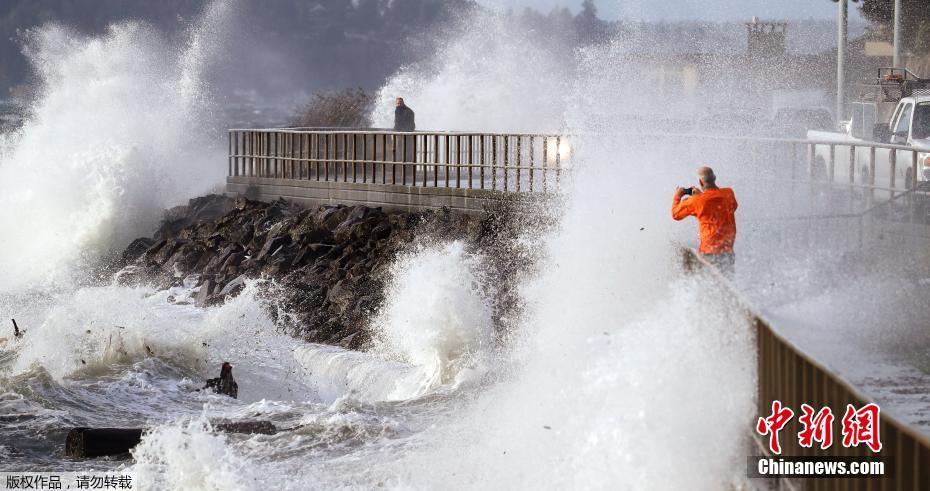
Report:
701,252,735,275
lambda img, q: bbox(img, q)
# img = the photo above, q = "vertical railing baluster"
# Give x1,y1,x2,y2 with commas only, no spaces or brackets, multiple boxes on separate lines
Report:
391,133,397,185
381,134,387,184
492,135,498,191
529,135,535,192
869,147,875,207
849,145,856,185
890,148,897,194
418,134,426,187
504,136,510,192
445,134,451,188
480,135,486,190
433,133,440,188
316,133,322,181
467,135,473,189
227,131,232,177
516,136,522,192
454,135,461,188
542,136,548,193
326,134,332,181
555,135,561,189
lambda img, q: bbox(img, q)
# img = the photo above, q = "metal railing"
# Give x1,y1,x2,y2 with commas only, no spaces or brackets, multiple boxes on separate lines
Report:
228,128,569,193
680,247,930,490
617,132,926,199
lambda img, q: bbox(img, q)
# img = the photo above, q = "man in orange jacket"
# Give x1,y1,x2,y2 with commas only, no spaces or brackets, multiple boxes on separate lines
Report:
672,166,738,272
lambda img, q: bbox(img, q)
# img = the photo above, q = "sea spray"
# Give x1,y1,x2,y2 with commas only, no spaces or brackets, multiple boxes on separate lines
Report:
0,1,234,291
371,241,494,399
370,9,571,133
131,418,257,491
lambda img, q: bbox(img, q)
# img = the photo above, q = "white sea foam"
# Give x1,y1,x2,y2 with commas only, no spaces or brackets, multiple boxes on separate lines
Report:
0,1,234,291
1,2,761,489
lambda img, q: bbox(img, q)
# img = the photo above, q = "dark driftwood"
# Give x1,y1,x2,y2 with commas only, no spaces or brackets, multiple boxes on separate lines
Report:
65,428,143,458
65,421,278,458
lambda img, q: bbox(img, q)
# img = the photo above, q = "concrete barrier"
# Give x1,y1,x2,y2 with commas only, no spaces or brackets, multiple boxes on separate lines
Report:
680,247,930,490
226,176,547,213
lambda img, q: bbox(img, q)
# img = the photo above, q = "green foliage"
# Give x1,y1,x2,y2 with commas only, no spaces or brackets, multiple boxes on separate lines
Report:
859,0,930,53
915,20,930,55
291,88,373,129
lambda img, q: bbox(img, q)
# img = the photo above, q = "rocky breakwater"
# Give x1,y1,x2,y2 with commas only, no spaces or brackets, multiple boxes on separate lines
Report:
119,195,542,350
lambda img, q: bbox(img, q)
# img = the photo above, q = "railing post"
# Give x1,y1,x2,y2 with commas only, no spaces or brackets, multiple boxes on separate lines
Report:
516,135,522,193
555,135,561,189
542,136,548,193
227,131,233,177
455,135,462,188
848,145,856,185
479,135,486,190
911,150,919,191
433,134,439,187
529,135,535,193
503,136,510,192
467,134,474,189
890,148,897,195
807,142,815,179
492,135,498,191
869,146,876,205
391,134,397,185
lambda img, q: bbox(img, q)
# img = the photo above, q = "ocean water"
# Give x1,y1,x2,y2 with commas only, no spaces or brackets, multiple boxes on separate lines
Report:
0,2,768,490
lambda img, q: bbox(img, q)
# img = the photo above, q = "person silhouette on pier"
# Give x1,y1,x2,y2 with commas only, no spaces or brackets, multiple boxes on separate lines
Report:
393,97,416,179
204,362,238,399
393,97,415,132
672,166,738,273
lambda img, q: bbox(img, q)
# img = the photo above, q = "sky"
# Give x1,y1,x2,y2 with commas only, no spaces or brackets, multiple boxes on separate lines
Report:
482,0,866,22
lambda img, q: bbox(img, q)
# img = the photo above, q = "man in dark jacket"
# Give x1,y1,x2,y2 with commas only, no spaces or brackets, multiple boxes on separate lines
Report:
394,97,415,131
393,98,416,176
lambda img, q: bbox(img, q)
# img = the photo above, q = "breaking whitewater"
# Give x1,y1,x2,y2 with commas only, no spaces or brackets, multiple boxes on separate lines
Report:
0,2,756,490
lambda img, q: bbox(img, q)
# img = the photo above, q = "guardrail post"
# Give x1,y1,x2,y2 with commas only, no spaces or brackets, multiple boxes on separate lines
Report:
848,145,856,185
516,136,522,193
529,136,535,193
456,135,462,188
503,136,509,192
468,134,474,189
807,142,815,179
479,135,486,190
491,135,498,191
890,148,897,197
542,136,548,193
433,134,439,187
869,146,876,205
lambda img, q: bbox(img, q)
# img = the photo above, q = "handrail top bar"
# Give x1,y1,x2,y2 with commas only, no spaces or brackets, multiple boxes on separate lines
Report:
228,127,924,153
634,131,923,152
228,127,560,138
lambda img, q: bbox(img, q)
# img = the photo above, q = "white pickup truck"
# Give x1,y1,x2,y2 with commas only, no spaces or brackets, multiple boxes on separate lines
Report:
807,83,930,192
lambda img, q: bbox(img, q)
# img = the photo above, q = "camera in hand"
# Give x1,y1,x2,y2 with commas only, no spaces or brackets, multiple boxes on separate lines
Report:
681,187,695,196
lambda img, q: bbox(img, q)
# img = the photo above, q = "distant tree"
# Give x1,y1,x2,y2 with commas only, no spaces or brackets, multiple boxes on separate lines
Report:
574,0,609,44
915,20,930,55
859,0,930,54
292,88,373,128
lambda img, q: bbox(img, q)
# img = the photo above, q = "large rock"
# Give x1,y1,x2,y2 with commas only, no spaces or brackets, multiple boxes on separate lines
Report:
117,196,537,351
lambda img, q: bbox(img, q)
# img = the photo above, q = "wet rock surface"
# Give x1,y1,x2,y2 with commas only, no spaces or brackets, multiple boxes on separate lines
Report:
120,194,545,350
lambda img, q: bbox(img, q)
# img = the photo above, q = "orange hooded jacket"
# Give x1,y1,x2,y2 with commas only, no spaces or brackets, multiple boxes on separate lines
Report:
672,188,738,254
